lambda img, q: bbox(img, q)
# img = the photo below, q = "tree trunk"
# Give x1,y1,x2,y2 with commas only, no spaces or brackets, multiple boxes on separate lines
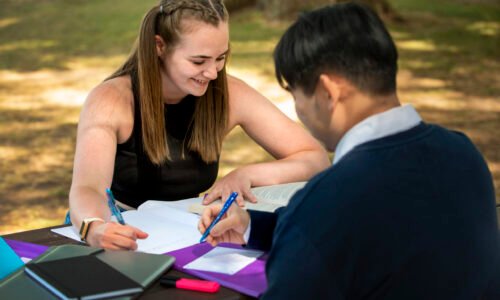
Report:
338,0,403,22
257,0,335,19
256,0,403,22
224,0,258,13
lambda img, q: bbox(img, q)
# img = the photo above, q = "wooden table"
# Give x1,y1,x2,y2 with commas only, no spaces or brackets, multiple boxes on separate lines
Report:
3,225,254,300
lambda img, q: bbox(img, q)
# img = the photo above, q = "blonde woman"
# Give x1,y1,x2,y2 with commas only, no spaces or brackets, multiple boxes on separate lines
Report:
69,0,329,250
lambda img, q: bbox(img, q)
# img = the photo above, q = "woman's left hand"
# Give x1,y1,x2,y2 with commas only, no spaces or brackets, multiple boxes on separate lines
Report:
202,169,258,206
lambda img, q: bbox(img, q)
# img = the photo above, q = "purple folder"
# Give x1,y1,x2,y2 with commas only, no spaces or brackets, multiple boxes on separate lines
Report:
167,243,267,298
6,239,267,298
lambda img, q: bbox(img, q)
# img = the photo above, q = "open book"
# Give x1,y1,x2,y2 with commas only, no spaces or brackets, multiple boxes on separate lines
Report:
186,181,306,215
51,205,202,254
52,182,306,253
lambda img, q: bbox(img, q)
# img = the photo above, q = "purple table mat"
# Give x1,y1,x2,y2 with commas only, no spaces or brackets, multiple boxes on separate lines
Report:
6,239,267,298
5,239,48,259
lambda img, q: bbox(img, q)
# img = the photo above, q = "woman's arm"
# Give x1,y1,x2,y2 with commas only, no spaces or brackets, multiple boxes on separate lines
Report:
69,78,147,249
204,75,330,205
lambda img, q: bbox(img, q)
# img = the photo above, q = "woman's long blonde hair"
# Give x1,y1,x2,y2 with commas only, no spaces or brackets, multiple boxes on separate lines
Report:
108,0,229,164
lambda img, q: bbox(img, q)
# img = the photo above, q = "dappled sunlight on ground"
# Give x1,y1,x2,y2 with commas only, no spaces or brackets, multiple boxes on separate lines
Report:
0,56,125,107
0,62,115,234
0,18,19,29
0,1,498,234
466,21,499,36
0,204,68,235
399,71,500,112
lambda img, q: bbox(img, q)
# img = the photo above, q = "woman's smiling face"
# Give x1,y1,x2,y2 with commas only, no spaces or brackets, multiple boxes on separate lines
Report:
159,19,229,103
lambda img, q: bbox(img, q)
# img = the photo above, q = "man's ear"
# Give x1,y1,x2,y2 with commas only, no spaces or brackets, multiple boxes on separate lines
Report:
318,74,342,111
155,35,166,57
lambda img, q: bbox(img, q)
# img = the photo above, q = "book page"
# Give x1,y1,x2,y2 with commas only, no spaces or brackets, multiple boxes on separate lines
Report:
251,181,306,204
188,182,306,214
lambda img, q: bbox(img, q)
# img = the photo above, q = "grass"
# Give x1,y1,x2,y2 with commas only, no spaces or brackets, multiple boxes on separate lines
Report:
0,0,150,71
0,0,499,234
229,10,288,78
391,0,499,98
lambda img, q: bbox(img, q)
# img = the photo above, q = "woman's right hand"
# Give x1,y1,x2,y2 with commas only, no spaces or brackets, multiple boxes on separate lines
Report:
86,221,149,250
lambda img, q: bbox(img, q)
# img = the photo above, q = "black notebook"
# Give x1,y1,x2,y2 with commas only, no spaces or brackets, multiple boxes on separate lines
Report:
24,255,143,300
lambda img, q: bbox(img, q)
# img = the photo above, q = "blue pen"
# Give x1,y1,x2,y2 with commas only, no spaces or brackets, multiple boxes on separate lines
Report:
106,188,125,225
199,192,238,243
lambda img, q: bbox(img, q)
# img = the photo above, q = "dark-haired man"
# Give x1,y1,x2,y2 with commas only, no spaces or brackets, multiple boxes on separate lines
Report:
199,2,499,299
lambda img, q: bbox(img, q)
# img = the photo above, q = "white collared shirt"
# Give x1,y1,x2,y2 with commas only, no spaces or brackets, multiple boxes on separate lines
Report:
333,104,422,165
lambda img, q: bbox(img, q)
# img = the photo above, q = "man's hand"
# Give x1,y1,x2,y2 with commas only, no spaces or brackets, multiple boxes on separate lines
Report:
86,221,149,250
198,203,251,247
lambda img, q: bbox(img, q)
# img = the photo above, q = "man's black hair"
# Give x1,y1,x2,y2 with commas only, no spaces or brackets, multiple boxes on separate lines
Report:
274,2,398,96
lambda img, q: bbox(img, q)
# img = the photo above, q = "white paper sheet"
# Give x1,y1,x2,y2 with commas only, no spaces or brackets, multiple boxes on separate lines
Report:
51,206,202,254
137,199,201,226
184,247,264,275
52,225,80,240
140,198,202,215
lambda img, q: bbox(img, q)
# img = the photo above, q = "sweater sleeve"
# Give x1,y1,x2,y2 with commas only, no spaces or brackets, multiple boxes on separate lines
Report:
246,210,278,251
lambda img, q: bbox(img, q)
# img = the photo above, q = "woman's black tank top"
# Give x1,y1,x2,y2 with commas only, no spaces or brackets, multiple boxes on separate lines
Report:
111,73,219,208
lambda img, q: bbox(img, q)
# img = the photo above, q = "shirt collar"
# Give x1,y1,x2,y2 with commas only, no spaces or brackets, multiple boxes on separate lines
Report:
333,104,422,165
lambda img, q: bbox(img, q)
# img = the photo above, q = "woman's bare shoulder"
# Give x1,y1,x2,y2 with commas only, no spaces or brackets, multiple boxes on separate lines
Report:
81,75,134,129
86,76,132,106
227,74,251,93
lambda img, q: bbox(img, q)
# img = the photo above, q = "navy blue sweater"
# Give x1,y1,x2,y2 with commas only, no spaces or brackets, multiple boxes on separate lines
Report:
248,123,499,299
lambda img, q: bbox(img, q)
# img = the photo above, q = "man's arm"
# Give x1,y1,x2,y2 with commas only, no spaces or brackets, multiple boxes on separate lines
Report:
246,210,280,251
199,203,284,251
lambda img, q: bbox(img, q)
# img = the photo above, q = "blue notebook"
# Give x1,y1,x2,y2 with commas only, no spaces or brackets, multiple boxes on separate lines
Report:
0,237,24,280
